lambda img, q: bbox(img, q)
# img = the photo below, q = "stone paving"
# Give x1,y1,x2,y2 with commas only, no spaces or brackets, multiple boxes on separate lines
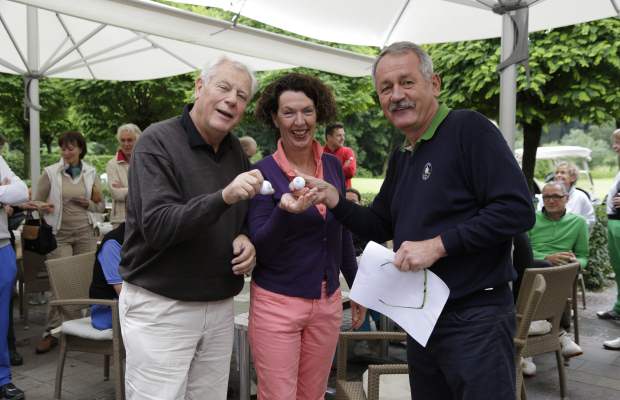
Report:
8,282,620,399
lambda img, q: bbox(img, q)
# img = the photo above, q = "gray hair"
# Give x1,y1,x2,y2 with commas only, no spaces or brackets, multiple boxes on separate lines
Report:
200,56,258,98
544,181,569,195
612,128,620,141
556,161,579,180
372,41,434,87
116,123,141,141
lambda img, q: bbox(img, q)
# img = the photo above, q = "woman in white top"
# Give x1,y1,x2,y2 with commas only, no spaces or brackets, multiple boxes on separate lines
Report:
554,161,596,228
29,131,105,353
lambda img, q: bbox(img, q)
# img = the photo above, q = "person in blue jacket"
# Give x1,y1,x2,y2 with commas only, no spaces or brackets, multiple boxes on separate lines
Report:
306,41,535,400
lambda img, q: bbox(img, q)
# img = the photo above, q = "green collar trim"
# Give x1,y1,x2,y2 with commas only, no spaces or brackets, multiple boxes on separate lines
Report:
401,103,451,152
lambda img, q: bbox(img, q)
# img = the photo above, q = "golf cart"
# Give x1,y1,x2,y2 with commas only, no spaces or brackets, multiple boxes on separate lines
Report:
514,145,598,204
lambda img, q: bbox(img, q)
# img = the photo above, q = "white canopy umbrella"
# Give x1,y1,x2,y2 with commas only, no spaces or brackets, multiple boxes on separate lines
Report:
0,0,375,187
182,0,619,148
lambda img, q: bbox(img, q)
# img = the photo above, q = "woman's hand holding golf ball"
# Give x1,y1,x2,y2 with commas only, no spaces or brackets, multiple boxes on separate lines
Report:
278,176,318,214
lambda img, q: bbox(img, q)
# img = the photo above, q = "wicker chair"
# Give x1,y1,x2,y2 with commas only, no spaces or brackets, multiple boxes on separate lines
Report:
46,252,125,400
517,262,579,400
514,274,547,400
570,272,587,345
335,331,408,400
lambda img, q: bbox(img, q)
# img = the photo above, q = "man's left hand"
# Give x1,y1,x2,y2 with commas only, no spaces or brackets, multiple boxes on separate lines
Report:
394,236,446,272
231,234,256,276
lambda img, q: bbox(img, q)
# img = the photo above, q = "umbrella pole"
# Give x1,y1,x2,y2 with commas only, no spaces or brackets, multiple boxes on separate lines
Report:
27,6,40,190
499,13,517,150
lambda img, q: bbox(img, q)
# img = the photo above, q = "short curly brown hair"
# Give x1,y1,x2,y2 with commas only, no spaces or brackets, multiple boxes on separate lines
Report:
255,73,337,133
58,131,87,159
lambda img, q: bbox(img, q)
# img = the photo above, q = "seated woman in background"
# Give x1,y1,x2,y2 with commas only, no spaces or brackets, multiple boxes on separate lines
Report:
553,161,595,228
248,72,365,399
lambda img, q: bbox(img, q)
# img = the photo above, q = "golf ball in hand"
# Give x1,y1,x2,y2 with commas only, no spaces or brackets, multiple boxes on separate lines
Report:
290,176,305,191
260,180,274,195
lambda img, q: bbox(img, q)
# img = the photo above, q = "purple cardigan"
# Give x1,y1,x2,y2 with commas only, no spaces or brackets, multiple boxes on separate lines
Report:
248,153,357,299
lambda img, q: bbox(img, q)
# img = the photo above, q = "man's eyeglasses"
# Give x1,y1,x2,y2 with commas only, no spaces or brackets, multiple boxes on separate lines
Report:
542,194,566,201
378,261,427,309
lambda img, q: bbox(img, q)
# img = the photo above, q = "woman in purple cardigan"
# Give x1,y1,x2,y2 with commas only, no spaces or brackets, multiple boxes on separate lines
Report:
248,73,365,399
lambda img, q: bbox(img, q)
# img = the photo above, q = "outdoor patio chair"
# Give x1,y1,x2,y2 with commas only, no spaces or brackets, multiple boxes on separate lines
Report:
46,252,125,400
17,246,50,328
335,331,409,400
514,274,547,400
570,272,585,344
518,262,579,400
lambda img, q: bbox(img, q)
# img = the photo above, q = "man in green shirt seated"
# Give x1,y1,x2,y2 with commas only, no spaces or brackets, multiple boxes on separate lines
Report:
529,181,589,269
522,181,588,376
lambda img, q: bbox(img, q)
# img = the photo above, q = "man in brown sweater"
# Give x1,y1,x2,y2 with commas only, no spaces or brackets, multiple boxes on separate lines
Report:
119,57,263,400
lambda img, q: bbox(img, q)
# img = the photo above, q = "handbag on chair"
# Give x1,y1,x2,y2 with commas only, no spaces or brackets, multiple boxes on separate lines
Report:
22,211,57,255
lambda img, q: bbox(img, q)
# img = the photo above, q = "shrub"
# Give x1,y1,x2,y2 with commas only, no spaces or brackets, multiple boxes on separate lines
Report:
584,204,613,290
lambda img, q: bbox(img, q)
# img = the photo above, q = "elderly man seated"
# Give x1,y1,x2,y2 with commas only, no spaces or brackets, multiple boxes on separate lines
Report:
523,181,589,376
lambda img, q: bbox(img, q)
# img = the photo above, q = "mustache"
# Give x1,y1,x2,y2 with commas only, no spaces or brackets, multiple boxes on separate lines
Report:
388,100,415,112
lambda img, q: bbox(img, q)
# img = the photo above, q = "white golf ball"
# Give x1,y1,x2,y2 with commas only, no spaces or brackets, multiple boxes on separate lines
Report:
291,176,305,191
260,180,274,195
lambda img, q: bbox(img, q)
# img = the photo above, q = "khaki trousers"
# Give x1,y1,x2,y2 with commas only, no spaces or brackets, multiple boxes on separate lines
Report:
120,281,234,400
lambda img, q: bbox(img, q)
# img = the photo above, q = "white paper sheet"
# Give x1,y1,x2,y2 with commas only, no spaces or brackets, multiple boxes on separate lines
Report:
350,241,450,347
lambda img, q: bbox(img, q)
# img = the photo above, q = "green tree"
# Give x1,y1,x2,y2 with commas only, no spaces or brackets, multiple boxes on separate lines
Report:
0,73,71,177
67,74,195,151
430,18,620,191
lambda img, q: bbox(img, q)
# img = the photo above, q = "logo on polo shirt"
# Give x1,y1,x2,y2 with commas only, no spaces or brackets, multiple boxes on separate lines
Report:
422,162,432,180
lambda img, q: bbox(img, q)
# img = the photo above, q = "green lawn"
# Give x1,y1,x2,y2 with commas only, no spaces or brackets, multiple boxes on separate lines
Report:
592,178,613,200
351,177,383,195
353,177,615,201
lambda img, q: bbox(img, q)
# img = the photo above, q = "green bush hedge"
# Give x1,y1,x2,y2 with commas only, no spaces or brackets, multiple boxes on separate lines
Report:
584,204,613,290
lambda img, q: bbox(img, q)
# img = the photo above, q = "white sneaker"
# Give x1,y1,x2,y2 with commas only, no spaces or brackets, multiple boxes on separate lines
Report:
559,332,583,358
528,320,552,336
521,357,536,377
603,337,620,350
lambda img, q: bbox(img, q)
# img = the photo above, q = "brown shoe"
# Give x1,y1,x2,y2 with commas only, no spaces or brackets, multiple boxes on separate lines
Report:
35,335,58,354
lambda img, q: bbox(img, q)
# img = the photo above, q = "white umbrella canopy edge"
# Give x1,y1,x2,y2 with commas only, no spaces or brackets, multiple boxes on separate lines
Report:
6,0,375,78
179,0,619,46
1,0,376,188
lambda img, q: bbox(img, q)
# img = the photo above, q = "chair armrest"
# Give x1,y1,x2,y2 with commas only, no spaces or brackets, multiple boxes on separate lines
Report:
336,331,407,380
340,331,407,342
366,364,410,400
49,298,118,308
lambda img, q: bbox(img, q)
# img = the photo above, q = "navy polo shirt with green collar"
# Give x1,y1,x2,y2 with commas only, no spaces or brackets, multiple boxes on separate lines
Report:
332,104,535,302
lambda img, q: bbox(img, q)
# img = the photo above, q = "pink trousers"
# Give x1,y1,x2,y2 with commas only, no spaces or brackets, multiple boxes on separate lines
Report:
248,282,343,400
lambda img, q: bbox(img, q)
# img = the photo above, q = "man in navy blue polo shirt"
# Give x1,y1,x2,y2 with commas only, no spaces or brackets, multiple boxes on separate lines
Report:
307,41,535,399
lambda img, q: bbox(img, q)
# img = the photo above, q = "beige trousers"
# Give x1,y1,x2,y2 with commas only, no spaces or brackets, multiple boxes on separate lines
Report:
120,281,234,400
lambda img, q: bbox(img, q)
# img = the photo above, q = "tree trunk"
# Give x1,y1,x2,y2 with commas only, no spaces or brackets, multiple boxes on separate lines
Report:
521,121,543,194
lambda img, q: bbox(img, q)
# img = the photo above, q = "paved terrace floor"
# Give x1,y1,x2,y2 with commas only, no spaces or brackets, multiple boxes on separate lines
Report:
9,283,620,399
